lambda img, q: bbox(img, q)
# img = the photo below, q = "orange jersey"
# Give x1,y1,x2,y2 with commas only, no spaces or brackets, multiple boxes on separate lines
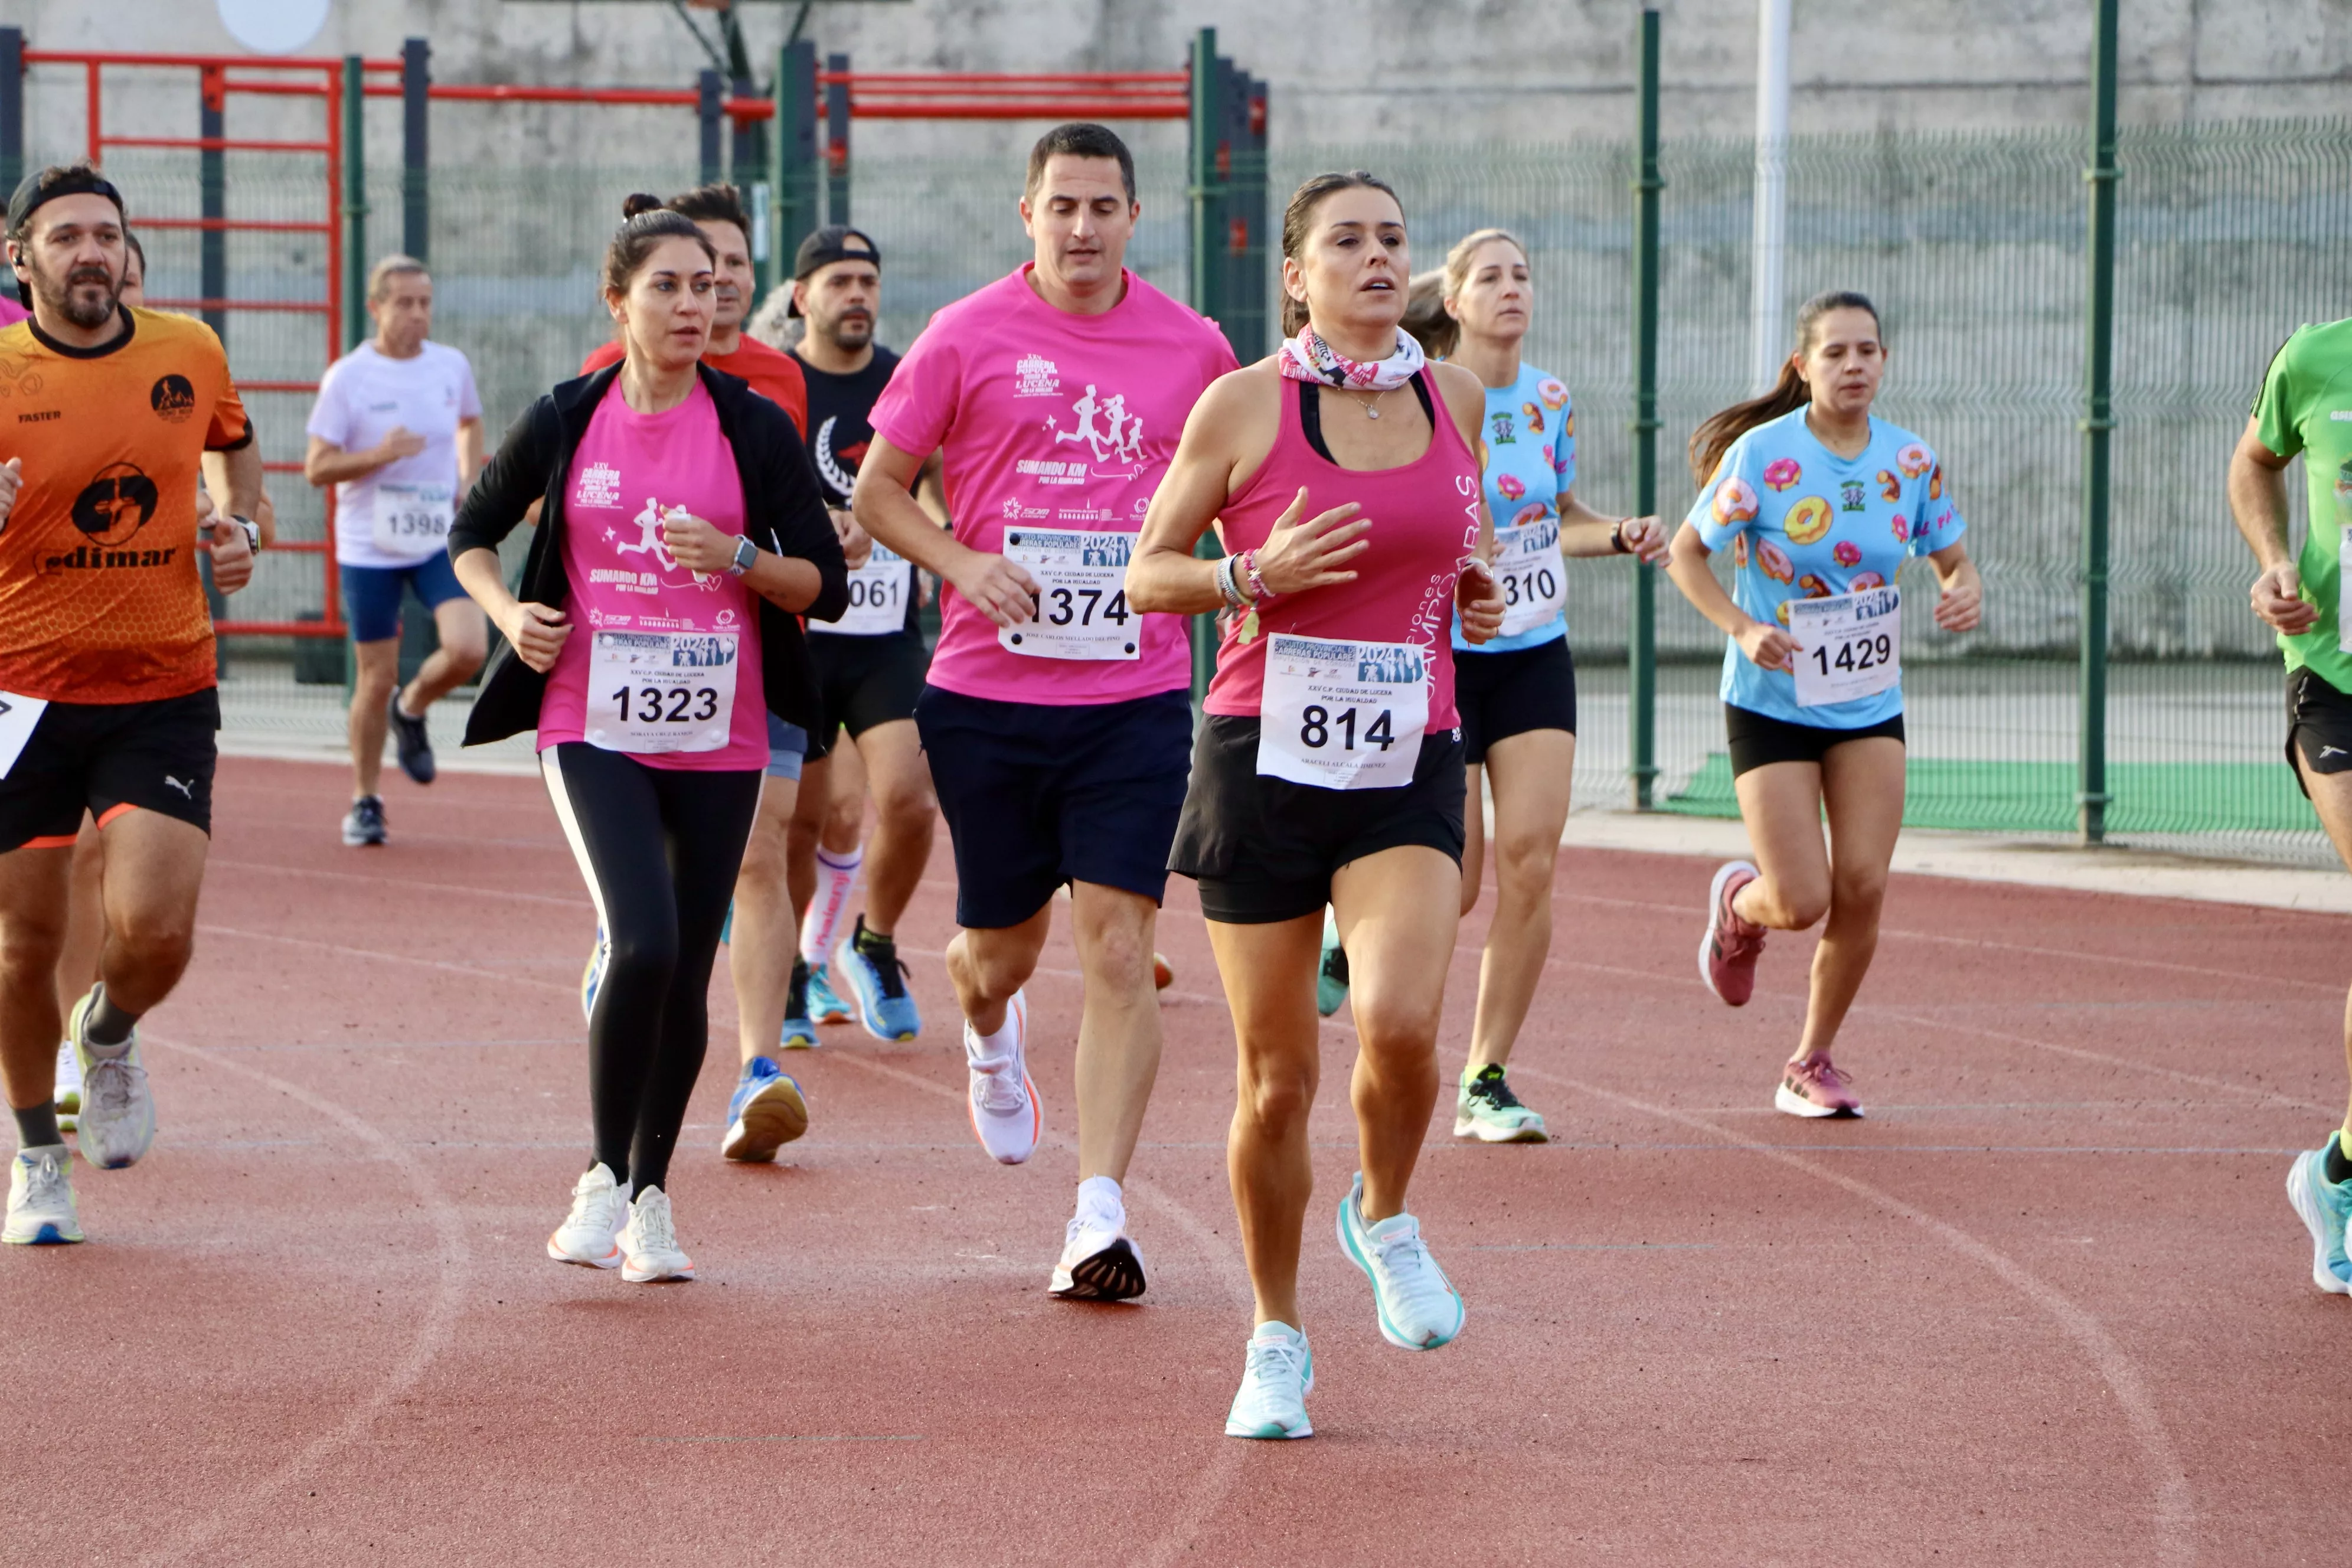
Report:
579,332,808,437
0,308,250,703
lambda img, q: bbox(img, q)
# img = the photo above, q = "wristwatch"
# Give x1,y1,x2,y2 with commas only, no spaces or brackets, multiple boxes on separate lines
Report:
725,535,759,578
228,514,261,553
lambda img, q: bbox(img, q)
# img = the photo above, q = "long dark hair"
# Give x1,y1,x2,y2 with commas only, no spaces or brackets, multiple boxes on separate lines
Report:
602,194,716,300
1279,169,1403,338
1687,290,1881,485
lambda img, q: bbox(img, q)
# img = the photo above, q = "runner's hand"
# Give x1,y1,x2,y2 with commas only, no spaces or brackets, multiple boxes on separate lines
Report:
1933,573,1983,632
1618,514,1672,567
832,508,874,570
501,602,571,673
1737,619,1799,674
205,502,256,595
376,426,427,463
2252,560,2317,635
0,457,19,531
1456,557,1505,644
659,509,738,576
948,553,1040,628
1255,488,1368,596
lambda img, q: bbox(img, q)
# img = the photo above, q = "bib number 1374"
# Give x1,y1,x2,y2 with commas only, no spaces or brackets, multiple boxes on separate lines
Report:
1256,633,1430,790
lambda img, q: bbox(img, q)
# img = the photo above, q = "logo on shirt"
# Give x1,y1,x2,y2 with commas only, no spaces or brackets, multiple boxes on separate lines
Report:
1016,459,1087,486
2330,411,2352,422
1001,498,1048,520
1048,384,1145,466
71,463,159,545
1838,479,1867,513
812,416,857,502
149,374,196,425
574,461,622,509
16,409,58,423
1489,412,1517,446
1014,354,1061,398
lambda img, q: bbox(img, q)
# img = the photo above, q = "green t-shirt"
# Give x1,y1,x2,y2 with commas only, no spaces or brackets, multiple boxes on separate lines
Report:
2254,318,2352,689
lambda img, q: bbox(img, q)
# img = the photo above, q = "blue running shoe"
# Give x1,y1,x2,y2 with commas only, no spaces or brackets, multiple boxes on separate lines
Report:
835,917,922,1041
2286,1142,2352,1295
781,955,818,1050
721,1056,809,1162
580,925,607,1024
806,961,851,1027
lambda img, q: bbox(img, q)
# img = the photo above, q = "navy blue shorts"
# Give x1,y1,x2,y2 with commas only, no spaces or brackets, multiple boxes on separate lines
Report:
914,684,1193,930
341,554,466,645
765,713,809,781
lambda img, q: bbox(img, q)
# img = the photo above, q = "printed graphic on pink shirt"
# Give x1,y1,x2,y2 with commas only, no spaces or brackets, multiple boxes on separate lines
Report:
537,380,766,770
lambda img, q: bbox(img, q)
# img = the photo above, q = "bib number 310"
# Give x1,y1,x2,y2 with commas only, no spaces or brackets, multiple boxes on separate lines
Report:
1789,585,1901,707
1256,633,1430,790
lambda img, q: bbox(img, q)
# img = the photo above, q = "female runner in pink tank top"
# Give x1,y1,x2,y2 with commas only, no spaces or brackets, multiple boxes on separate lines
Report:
1128,171,1506,1440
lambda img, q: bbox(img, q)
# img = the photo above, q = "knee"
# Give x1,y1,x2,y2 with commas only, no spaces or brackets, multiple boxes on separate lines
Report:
782,809,821,861
1074,910,1152,992
605,921,680,988
349,655,396,697
737,818,787,884
1828,870,1888,923
873,777,936,836
111,906,193,972
442,632,488,678
1492,831,1558,903
1237,1053,1318,1131
0,916,67,976
1351,999,1442,1070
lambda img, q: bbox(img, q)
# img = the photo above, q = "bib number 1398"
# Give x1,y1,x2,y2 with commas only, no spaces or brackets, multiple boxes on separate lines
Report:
1256,633,1430,790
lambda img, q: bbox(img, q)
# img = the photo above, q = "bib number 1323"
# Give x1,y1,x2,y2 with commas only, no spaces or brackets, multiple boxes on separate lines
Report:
586,629,738,753
1788,584,1901,707
1255,633,1430,790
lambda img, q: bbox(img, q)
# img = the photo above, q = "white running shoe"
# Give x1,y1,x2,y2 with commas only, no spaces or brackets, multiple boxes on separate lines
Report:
1050,1197,1148,1301
4,1145,82,1245
1335,1171,1464,1350
54,1038,80,1133
618,1186,695,1282
965,991,1039,1165
70,989,155,1170
545,1162,629,1269
1224,1322,1314,1439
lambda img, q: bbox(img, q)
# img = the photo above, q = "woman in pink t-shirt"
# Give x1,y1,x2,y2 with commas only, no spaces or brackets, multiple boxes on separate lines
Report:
450,201,847,1283
1129,172,1506,1438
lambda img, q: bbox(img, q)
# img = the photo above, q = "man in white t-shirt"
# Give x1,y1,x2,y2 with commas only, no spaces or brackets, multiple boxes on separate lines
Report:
304,255,487,846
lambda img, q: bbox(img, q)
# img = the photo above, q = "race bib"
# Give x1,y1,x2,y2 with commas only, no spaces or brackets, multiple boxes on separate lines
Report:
1493,515,1567,638
0,691,48,779
828,543,913,637
584,629,738,753
1789,585,1901,707
999,529,1139,661
371,481,453,556
1256,634,1430,790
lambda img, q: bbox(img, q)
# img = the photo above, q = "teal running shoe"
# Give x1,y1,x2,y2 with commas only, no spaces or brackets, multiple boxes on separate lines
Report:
580,924,607,1024
1454,1063,1548,1144
835,917,922,1041
720,1056,809,1162
2286,1142,2352,1295
1316,908,1349,1019
1224,1322,1313,1439
806,960,851,1027
781,955,818,1051
1336,1171,1463,1350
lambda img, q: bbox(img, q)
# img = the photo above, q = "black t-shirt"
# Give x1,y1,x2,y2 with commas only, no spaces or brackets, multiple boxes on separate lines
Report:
796,344,919,636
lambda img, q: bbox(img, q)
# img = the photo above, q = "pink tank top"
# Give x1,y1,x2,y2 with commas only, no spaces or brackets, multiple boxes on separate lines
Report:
1204,370,1482,730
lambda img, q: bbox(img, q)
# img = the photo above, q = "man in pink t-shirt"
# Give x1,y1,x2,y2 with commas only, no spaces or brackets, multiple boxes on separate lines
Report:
857,123,1239,1303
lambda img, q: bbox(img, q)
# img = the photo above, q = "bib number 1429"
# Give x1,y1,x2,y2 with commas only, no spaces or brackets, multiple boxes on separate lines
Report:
1788,585,1901,707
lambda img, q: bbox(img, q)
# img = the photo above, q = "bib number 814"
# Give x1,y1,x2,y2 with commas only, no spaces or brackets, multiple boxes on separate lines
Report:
1299,703,1396,753
610,685,721,724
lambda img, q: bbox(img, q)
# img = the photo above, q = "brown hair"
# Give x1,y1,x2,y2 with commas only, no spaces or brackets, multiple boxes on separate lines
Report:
366,253,428,303
1442,227,1527,302
1024,123,1136,205
664,182,751,238
1278,170,1404,338
1400,270,1456,358
1687,290,1882,485
603,195,716,299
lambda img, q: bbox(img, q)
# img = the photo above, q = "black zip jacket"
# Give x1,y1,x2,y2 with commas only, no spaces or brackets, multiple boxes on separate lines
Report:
448,361,849,748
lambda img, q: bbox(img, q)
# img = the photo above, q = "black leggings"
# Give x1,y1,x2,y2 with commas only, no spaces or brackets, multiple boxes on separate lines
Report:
543,742,762,1195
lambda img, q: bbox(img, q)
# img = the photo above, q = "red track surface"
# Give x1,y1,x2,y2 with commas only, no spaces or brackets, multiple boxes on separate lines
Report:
5,758,2350,1564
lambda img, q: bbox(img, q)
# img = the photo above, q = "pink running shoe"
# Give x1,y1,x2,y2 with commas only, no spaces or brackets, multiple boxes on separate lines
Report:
1699,860,1766,1006
1775,1055,1864,1118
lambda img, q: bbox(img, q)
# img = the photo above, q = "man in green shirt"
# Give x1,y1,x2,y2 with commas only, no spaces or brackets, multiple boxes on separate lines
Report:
2235,316,2352,1296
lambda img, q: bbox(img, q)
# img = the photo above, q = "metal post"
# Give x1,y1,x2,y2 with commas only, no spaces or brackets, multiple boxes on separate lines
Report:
342,55,368,351
401,38,429,263
768,41,818,302
1747,0,1790,393
2079,0,2119,845
199,68,227,342
729,71,762,188
0,29,24,200
1629,6,1664,810
697,70,723,188
825,53,850,224
1186,28,1229,713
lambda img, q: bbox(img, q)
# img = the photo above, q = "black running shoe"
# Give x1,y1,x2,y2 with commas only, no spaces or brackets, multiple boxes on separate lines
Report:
387,691,436,785
341,795,387,847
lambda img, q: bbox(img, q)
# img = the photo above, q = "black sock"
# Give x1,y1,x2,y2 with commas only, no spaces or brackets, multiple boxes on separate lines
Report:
2325,1130,2352,1185
84,984,138,1049
14,1101,61,1149
854,915,892,954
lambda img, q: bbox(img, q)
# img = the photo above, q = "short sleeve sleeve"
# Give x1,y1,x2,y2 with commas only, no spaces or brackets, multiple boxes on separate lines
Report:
2253,330,2305,462
1690,436,1762,551
867,322,961,457
205,332,252,451
1909,447,1965,555
305,359,350,447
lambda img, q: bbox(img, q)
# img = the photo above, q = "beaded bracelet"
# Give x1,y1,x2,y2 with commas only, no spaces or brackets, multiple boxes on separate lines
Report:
1243,548,1273,604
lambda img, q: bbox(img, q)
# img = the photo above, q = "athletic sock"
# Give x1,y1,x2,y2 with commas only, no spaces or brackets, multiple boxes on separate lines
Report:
1076,1174,1123,1227
854,914,894,953
970,1009,1020,1063
2325,1128,2352,1185
801,845,864,964
83,985,138,1051
13,1102,60,1151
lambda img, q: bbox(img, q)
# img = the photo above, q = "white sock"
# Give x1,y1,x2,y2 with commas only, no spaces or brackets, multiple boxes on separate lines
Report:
801,845,864,964
1076,1174,1123,1226
968,1009,1020,1064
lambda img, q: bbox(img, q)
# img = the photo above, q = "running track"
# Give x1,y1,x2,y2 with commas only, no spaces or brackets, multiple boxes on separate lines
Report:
5,757,2348,1565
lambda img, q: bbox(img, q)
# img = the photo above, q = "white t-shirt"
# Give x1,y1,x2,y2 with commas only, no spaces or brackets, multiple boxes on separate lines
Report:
306,341,482,567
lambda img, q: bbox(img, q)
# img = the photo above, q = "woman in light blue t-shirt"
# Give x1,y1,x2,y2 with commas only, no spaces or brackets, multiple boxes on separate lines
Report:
1665,290,1982,1120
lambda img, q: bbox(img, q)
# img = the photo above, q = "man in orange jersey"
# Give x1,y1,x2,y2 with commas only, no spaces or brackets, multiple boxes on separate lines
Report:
0,165,262,1245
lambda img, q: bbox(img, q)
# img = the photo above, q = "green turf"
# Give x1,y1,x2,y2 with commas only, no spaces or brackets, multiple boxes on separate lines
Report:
1660,756,2317,836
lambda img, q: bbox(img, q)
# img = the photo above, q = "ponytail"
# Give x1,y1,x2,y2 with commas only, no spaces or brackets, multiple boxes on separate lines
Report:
1400,269,1456,358
1687,289,1880,487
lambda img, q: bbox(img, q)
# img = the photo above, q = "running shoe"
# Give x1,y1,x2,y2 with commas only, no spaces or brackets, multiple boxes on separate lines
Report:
54,1038,80,1133
70,989,154,1170
1700,860,1766,1006
835,917,922,1041
720,1056,809,1162
546,1161,629,1268
1050,1190,1148,1301
1775,1054,1864,1118
1454,1063,1549,1144
781,955,818,1050
3,1145,81,1245
1152,952,1174,991
1317,909,1350,1018
618,1185,694,1282
2286,1142,2352,1295
806,961,851,1027
1224,1322,1314,1439
580,924,607,1024
1336,1171,1464,1351
341,795,388,848
965,991,1039,1165
387,691,436,785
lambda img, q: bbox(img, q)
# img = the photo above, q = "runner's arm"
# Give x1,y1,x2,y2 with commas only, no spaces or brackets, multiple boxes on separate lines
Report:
303,430,423,488
203,441,266,594
1664,521,1796,673
915,451,950,530
201,450,275,547
854,435,1037,627
2230,416,2316,634
1557,487,1669,565
1924,537,1982,633
457,416,485,495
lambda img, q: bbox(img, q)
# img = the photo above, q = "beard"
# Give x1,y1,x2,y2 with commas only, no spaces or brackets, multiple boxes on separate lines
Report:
30,258,119,330
822,309,874,352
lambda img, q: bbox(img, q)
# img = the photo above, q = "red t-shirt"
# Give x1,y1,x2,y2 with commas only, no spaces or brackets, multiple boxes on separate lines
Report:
579,332,807,438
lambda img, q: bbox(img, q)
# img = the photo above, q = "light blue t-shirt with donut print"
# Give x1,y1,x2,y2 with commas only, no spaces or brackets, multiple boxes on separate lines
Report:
1687,407,1964,728
1452,362,1575,654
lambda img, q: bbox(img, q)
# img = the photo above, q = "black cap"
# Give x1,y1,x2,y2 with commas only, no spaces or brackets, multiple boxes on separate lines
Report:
8,166,129,308
788,225,880,317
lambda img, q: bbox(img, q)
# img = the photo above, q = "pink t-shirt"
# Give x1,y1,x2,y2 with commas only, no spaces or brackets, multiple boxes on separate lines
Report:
868,264,1239,706
0,298,27,329
537,379,767,770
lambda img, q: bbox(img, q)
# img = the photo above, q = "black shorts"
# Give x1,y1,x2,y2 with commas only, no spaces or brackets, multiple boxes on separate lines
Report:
914,684,1193,930
1725,702,1906,779
2285,668,2352,797
0,688,220,852
1455,637,1577,765
809,630,930,740
1168,715,1466,925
